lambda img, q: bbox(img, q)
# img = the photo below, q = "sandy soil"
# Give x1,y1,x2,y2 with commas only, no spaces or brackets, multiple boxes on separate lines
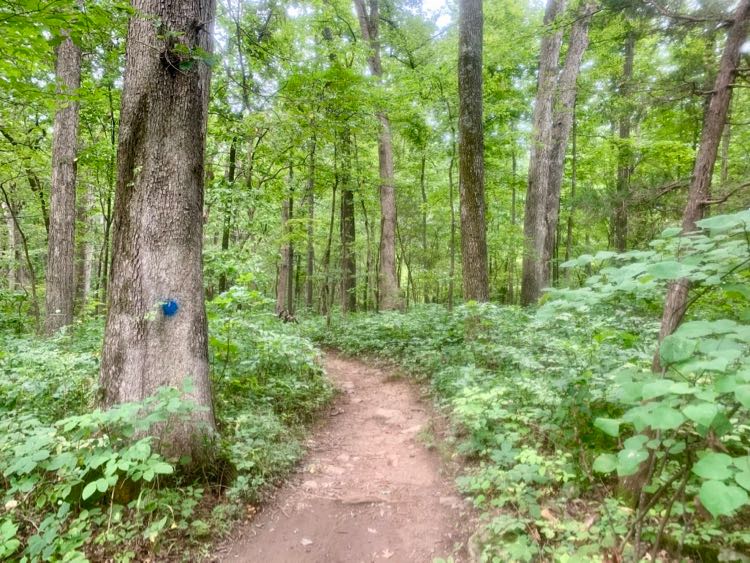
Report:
219,352,471,563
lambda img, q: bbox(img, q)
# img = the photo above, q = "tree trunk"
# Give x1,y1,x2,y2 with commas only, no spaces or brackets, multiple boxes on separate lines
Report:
219,139,237,293
320,145,338,315
75,184,94,310
353,0,402,311
448,128,457,311
565,100,577,268
305,139,316,310
521,0,566,305
613,29,635,252
1,185,40,329
458,0,489,302
542,2,595,282
340,129,356,313
45,31,82,334
276,167,293,314
100,0,217,456
653,0,750,369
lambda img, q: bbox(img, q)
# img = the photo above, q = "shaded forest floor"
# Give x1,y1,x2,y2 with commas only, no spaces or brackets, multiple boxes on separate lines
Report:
219,353,472,563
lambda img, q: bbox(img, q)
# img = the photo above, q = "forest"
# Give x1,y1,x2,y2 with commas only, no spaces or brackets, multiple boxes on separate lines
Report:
1,0,749,560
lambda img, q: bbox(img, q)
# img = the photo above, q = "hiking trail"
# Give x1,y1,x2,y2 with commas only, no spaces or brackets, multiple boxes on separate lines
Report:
219,352,472,563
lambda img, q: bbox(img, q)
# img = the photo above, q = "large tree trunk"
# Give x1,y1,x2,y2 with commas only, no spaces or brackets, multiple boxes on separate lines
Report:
521,0,565,305
653,0,750,371
353,0,402,311
542,2,595,280
340,130,357,313
457,0,489,302
100,0,217,456
45,31,82,334
613,29,635,252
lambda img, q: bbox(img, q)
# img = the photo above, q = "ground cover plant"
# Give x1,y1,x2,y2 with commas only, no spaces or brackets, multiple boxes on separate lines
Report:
306,210,750,561
0,288,332,562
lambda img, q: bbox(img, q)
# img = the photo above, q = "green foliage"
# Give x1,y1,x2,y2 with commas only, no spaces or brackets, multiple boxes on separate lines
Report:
308,212,750,561
0,285,333,560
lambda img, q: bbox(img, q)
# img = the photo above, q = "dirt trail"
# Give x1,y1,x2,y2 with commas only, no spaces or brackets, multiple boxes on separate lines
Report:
220,353,471,563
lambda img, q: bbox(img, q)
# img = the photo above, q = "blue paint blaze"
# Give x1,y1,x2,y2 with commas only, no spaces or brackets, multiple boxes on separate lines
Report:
162,299,179,317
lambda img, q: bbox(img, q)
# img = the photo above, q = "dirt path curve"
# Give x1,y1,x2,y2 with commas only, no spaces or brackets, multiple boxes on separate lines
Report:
220,352,471,563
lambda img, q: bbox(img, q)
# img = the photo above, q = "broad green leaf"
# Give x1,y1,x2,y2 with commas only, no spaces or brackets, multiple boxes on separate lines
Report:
683,403,719,428
592,454,617,473
736,472,750,492
594,418,621,437
82,482,97,500
660,335,696,365
650,406,685,430
646,261,691,280
642,379,674,400
693,452,733,480
152,462,173,475
617,447,649,477
735,385,750,409
699,480,749,518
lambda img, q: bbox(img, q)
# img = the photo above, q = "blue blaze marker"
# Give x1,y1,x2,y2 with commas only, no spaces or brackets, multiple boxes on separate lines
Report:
162,299,179,317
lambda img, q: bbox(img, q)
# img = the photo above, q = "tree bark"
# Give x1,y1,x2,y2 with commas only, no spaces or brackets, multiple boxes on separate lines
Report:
45,31,82,334
613,29,635,252
340,130,357,313
276,167,293,314
458,0,489,302
542,2,595,282
521,0,566,305
653,0,750,370
100,0,217,456
353,0,402,311
305,139,316,310
218,139,237,293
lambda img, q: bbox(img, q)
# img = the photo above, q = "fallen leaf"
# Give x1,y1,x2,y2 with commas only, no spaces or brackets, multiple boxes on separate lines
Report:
368,527,377,534
382,548,394,558
301,538,314,546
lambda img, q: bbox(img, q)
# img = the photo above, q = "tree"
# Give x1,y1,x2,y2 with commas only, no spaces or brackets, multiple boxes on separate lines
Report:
457,0,489,302
521,0,594,304
353,0,402,311
45,29,82,334
521,0,565,306
100,0,217,455
653,0,750,370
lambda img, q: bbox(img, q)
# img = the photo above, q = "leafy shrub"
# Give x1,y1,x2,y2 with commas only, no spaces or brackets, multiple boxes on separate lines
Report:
307,211,750,561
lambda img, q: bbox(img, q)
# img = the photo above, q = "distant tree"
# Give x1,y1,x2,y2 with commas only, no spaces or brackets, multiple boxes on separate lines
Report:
100,0,217,456
353,0,402,311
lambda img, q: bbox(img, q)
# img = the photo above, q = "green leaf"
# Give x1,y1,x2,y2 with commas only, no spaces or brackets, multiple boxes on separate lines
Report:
660,335,696,365
699,480,749,518
594,418,621,437
693,452,733,480
617,447,649,477
646,261,691,280
593,454,617,473
151,461,173,475
683,402,719,428
95,478,109,493
642,379,674,400
736,472,750,492
650,406,685,430
81,482,97,500
735,385,750,409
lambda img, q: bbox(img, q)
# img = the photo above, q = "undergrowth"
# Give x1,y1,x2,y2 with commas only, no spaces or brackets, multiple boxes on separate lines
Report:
305,210,750,562
0,287,332,562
